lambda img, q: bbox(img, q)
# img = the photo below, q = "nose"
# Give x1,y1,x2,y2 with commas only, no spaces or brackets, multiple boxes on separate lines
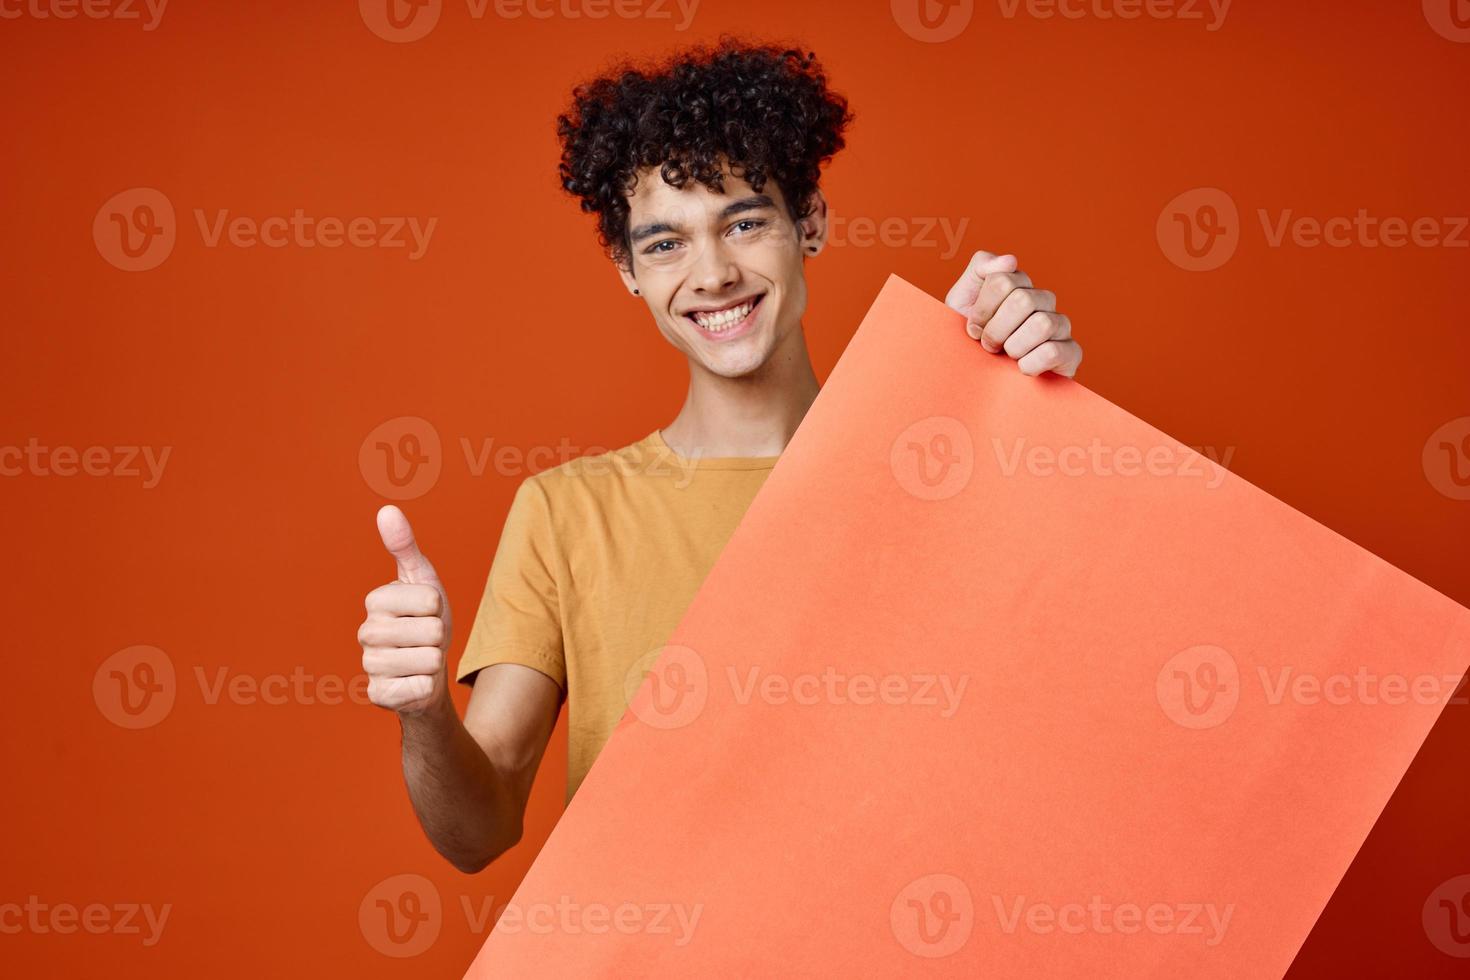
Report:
688,234,738,294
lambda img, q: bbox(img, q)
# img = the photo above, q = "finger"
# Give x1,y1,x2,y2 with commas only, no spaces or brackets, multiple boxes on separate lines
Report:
980,289,1055,353
357,614,448,650
945,250,1019,315
362,646,445,679
368,674,436,711
1002,310,1070,360
1017,339,1083,378
376,505,440,586
365,582,442,617
966,270,1034,337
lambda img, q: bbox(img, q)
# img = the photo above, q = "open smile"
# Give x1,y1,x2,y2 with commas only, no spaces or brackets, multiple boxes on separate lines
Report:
683,293,765,341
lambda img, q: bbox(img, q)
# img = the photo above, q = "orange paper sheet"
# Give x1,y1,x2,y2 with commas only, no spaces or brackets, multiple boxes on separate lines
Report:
465,275,1470,977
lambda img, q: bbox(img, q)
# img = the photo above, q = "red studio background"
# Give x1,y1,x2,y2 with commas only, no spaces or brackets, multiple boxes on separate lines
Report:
2,1,1467,976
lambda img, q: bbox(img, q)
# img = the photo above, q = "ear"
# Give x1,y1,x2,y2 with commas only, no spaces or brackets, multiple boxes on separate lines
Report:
798,189,830,258
615,256,641,297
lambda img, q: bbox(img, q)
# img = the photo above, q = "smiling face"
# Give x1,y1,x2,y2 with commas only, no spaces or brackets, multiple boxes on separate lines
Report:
617,164,827,380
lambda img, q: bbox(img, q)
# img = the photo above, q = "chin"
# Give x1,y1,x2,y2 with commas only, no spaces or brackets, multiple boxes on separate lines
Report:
701,349,770,379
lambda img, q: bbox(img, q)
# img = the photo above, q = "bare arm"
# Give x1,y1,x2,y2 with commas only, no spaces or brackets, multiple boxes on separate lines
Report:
398,664,561,873
360,505,562,874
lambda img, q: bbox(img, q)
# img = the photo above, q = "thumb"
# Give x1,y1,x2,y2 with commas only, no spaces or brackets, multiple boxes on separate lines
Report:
945,250,1019,316
376,505,440,586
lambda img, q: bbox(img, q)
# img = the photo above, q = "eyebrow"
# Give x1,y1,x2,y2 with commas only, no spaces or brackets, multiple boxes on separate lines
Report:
627,194,778,245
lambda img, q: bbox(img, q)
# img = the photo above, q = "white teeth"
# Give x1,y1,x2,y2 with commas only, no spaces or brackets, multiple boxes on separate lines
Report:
691,299,756,332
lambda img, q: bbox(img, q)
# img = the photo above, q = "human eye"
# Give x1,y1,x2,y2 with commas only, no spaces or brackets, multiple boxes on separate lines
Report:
645,239,681,256
729,218,767,235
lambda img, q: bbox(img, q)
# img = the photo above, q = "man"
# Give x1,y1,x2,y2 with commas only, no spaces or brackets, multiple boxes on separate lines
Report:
356,39,1081,874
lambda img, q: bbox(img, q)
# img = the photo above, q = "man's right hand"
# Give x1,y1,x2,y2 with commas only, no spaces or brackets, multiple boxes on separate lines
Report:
359,505,454,715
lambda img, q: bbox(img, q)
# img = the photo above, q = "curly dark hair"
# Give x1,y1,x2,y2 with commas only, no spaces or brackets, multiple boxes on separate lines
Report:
556,37,854,268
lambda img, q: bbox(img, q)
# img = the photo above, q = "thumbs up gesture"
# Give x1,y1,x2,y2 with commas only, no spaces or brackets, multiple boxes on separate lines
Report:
358,505,454,714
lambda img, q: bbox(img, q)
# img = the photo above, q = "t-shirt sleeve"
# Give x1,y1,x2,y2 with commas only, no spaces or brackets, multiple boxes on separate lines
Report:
455,475,567,692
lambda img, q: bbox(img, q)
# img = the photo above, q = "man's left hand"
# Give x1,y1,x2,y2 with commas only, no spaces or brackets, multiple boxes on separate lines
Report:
945,250,1083,378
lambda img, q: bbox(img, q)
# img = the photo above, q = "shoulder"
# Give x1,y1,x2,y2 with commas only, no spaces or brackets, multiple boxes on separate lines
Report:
521,431,665,503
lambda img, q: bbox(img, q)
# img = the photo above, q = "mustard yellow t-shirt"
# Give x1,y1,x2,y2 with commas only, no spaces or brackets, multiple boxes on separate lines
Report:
455,428,779,803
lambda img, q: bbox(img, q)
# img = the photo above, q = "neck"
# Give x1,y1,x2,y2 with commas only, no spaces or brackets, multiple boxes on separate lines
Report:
661,324,820,458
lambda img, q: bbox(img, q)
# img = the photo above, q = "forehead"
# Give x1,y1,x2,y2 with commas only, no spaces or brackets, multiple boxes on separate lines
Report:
625,164,788,219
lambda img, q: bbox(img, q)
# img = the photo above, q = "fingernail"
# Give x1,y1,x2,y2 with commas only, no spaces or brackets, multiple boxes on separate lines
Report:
981,338,998,353
966,323,980,339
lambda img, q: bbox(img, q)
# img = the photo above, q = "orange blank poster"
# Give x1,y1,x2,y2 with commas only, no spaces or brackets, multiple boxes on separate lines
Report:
465,275,1469,977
